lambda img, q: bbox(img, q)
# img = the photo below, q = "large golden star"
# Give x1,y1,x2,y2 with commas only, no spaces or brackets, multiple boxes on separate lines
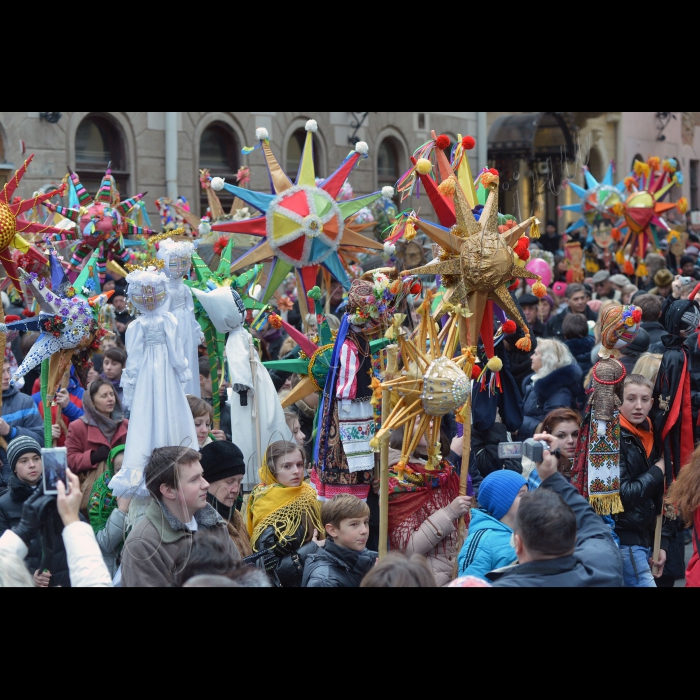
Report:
402,174,542,353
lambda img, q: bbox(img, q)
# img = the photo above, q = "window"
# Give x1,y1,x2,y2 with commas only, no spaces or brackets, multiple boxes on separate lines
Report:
286,127,321,182
377,138,401,189
200,123,240,215
75,114,128,200
631,153,644,172
587,147,604,183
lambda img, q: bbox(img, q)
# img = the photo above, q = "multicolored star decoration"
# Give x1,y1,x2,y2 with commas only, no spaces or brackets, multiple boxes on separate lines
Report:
207,120,388,322
390,134,543,384
0,243,112,395
0,155,69,294
183,233,267,428
613,157,687,277
559,163,629,242
42,164,156,282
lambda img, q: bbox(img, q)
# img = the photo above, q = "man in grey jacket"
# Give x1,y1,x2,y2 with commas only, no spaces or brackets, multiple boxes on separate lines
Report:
489,433,624,587
1,355,44,489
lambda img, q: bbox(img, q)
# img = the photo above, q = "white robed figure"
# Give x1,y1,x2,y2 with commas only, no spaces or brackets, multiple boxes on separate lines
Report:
110,268,199,499
192,283,291,491
156,238,204,397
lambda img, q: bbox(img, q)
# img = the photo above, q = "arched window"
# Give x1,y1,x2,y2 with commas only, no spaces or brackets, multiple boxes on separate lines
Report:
377,138,401,189
587,147,604,183
200,122,239,216
631,153,644,172
286,127,322,182
75,114,129,198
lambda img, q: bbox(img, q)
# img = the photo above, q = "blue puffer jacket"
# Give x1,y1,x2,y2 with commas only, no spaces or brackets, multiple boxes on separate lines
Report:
457,509,517,582
1,387,44,488
519,363,583,439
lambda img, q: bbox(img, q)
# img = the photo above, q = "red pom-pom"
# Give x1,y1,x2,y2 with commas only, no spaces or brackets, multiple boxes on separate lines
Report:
436,134,451,150
462,136,476,150
4,315,20,324
269,313,283,330
488,168,499,176
632,308,642,324
22,310,36,318
508,279,520,292
410,281,422,295
513,238,529,258
502,320,517,334
471,365,482,380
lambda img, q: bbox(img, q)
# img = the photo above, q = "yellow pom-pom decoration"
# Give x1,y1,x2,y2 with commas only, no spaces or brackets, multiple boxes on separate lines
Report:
532,281,546,298
487,356,503,372
416,158,433,175
515,257,526,267
615,249,625,266
677,197,689,215
404,220,417,241
530,220,541,239
438,177,456,196
516,335,532,352
647,156,661,171
636,263,648,277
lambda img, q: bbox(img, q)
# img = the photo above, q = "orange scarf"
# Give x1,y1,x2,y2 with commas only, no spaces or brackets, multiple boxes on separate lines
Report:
620,415,654,458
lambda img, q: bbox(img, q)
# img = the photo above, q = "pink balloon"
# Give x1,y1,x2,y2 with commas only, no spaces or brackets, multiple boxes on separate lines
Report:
526,258,552,288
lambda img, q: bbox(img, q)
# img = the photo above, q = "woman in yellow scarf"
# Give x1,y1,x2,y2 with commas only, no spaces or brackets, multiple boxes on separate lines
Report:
247,440,323,587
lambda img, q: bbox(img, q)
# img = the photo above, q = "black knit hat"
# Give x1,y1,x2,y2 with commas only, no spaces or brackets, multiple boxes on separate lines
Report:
200,441,245,483
6,436,42,473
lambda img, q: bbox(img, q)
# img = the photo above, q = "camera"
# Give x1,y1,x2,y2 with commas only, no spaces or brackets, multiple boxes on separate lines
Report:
680,276,693,286
498,439,553,464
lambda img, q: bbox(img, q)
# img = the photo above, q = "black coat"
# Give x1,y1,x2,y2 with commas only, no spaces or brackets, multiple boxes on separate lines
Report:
563,336,595,377
546,306,598,342
640,321,667,348
0,475,71,586
256,526,318,588
302,539,377,587
490,473,623,587
613,425,669,551
519,364,584,439
469,422,523,485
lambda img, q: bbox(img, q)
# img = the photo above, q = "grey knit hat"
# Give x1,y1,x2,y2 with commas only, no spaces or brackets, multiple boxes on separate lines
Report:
6,436,42,473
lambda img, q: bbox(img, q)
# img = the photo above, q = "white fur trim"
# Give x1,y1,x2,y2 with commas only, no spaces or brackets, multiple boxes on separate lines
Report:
305,119,318,133
255,127,269,141
156,238,195,259
355,141,369,155
382,186,395,199
384,242,396,255
199,222,212,236
211,177,225,192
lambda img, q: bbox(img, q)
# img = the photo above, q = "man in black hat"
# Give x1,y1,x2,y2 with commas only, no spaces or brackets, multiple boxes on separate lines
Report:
519,293,547,339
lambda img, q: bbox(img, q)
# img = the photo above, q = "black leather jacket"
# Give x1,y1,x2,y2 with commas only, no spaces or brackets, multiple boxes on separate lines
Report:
613,426,669,550
255,525,319,587
0,474,72,586
302,539,377,587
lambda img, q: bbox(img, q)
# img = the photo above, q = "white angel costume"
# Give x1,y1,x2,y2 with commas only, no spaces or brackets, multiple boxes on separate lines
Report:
110,268,199,499
191,284,291,492
157,238,204,397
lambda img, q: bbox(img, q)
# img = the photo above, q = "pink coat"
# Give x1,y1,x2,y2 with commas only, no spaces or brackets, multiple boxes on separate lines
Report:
402,504,461,587
66,418,129,474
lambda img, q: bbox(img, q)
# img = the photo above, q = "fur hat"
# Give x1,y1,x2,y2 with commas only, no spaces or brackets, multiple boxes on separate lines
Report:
653,269,674,287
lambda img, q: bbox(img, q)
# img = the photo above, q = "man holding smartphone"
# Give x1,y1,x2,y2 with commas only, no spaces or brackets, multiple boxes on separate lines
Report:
1,352,44,489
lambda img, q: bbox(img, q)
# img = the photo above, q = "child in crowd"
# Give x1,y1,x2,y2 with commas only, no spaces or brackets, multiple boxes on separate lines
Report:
187,395,226,448
457,470,527,582
360,552,437,588
198,358,232,442
247,440,323,587
284,406,306,449
101,347,127,406
616,374,668,587
302,494,377,587
88,445,129,577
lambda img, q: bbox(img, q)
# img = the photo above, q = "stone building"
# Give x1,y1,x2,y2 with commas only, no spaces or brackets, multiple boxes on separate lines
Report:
0,112,482,227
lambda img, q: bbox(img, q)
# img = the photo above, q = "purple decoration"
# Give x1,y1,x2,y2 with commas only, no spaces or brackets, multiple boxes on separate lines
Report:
46,292,54,303
493,305,508,325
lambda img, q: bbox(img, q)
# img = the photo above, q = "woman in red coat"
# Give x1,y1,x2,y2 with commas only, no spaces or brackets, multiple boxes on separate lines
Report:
66,379,129,511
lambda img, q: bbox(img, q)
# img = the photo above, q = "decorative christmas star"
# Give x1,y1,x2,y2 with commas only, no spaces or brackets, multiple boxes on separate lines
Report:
43,164,155,282
0,155,68,292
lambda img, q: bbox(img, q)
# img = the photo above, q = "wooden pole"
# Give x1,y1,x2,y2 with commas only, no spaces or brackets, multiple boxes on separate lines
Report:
652,513,663,577
379,344,399,558
455,315,473,563
249,334,262,479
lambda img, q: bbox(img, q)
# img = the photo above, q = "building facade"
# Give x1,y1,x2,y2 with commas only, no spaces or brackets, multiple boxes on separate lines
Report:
0,112,482,227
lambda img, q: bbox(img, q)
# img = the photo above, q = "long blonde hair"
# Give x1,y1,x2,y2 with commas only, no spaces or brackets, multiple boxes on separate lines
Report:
666,444,700,526
631,352,663,386
533,338,577,380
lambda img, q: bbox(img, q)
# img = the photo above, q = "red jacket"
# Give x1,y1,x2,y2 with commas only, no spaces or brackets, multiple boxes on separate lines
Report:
687,510,700,588
66,418,129,474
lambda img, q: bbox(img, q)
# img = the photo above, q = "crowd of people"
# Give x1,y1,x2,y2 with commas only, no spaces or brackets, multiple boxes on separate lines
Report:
2,210,700,589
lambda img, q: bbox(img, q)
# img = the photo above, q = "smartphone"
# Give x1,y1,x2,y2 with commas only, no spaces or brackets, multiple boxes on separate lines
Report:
42,447,69,496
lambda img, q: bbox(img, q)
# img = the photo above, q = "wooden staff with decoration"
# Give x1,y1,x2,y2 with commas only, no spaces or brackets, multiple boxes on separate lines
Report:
378,344,399,558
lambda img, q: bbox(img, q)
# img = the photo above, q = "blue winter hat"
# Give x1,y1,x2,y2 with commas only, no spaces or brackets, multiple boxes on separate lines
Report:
478,470,527,521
